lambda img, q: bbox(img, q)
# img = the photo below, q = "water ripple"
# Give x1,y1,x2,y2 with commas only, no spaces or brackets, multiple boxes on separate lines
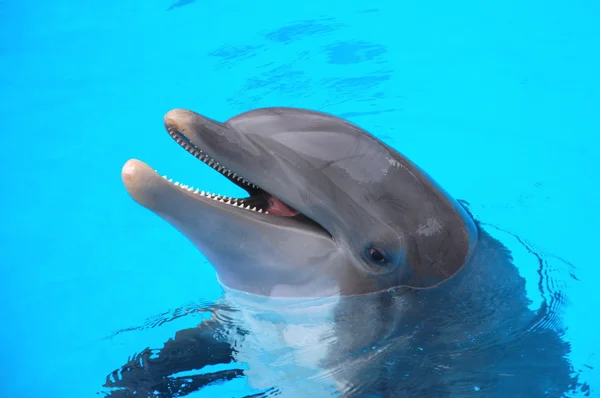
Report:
101,211,589,397
481,221,574,337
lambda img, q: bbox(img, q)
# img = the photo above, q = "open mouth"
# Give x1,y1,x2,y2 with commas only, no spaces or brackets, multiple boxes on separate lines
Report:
163,124,301,218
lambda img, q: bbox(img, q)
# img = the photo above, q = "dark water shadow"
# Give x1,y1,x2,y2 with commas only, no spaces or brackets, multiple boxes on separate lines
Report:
167,0,196,11
262,19,347,44
99,202,589,397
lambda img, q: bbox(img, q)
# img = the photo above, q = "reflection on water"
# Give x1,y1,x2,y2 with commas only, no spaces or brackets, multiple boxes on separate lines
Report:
102,211,588,397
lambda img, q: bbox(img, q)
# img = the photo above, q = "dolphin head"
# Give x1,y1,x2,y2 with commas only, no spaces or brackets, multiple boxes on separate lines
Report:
122,107,478,297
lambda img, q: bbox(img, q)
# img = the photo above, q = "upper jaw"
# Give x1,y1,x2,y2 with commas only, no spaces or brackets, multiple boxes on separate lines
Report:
164,109,261,194
121,108,330,234
162,108,306,219
162,108,260,175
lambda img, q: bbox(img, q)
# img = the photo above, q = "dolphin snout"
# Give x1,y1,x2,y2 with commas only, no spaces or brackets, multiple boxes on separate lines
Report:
121,158,144,186
121,159,163,208
164,108,201,133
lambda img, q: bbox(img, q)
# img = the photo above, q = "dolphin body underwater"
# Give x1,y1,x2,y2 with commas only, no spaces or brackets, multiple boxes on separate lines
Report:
107,108,580,397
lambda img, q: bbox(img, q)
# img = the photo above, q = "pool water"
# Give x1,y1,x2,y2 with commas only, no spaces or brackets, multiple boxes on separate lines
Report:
2,0,599,397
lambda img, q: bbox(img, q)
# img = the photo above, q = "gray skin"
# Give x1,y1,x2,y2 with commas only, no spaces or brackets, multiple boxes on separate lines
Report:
110,107,580,397
122,107,479,297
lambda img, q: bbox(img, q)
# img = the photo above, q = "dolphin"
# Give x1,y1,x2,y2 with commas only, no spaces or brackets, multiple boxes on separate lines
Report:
110,107,582,397
121,107,478,297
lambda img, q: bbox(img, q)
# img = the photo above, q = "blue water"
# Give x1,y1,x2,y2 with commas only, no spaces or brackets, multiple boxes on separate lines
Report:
2,0,599,396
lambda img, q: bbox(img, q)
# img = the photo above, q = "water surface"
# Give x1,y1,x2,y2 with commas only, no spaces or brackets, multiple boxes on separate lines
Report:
1,0,599,396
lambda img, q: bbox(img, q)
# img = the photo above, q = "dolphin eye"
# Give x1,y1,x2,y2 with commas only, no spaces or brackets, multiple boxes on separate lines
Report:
367,247,387,263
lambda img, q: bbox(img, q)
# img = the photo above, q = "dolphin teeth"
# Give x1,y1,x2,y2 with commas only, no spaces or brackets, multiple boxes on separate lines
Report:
166,129,269,208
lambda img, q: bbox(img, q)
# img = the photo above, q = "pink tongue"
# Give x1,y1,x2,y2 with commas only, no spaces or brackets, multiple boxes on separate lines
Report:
265,196,299,217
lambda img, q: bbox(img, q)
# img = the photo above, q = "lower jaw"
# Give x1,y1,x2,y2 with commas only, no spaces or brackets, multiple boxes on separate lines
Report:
153,165,301,217
158,174,300,217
